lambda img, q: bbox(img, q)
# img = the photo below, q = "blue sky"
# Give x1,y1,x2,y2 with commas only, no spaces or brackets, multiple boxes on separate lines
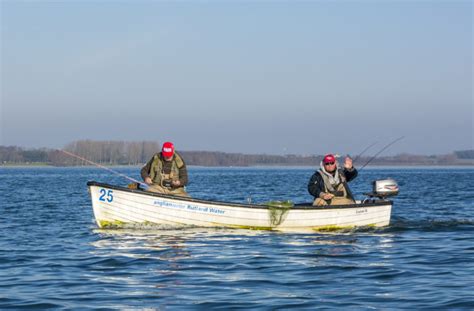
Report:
1,0,472,155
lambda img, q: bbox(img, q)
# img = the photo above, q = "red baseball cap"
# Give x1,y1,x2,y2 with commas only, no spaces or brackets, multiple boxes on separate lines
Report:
323,154,336,164
162,142,175,157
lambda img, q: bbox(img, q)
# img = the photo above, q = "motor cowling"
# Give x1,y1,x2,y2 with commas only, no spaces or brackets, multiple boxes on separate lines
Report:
372,179,399,198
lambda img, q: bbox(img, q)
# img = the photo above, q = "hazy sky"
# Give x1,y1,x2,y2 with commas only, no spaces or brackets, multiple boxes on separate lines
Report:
1,0,472,155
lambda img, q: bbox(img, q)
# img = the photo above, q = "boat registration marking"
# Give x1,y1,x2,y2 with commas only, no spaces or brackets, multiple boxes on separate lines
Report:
99,189,114,203
153,200,225,215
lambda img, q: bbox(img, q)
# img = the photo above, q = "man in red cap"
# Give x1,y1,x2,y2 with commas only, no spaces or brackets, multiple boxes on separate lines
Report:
307,153,358,206
141,141,189,197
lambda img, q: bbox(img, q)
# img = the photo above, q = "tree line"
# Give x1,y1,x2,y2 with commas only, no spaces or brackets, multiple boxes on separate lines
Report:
0,140,473,166
0,141,159,166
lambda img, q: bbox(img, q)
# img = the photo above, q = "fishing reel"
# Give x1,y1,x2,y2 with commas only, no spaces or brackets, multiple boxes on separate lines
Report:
127,182,144,190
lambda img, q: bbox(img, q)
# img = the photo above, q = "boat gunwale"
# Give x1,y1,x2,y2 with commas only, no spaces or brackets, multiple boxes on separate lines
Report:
87,181,392,211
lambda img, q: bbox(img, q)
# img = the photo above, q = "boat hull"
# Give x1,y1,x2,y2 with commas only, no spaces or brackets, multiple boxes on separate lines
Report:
87,182,392,232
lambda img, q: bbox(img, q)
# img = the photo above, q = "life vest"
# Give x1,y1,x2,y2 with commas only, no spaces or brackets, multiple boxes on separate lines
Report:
318,170,349,198
149,152,185,187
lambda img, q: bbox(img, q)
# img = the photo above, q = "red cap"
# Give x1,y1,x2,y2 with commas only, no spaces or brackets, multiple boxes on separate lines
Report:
162,142,175,157
323,154,336,164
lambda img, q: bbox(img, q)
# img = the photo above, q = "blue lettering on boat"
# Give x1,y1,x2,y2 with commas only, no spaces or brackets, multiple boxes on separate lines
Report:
153,200,225,215
209,207,225,215
186,205,209,213
153,200,185,209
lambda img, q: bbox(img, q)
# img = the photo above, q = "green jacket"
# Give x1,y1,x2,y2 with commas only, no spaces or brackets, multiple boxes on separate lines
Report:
141,152,188,187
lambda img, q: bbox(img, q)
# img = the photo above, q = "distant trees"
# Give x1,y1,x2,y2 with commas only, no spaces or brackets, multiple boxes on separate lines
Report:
454,150,474,159
0,146,49,164
181,151,320,167
0,146,23,163
0,142,473,167
0,141,160,166
61,140,160,166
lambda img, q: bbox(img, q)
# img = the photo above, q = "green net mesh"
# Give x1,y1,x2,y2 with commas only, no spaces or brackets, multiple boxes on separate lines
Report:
263,200,294,226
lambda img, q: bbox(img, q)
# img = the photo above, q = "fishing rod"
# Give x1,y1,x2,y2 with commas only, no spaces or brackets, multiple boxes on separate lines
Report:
352,141,378,164
358,136,405,171
59,149,148,188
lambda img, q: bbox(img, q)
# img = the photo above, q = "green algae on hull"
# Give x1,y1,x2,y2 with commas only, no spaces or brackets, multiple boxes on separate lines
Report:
312,223,377,232
98,220,190,229
97,220,379,231
98,220,126,228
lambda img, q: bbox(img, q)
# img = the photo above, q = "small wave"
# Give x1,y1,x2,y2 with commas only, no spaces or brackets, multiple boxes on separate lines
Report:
0,301,63,309
386,217,474,232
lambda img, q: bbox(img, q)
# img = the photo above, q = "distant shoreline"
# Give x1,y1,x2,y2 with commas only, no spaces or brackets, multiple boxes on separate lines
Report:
2,143,473,167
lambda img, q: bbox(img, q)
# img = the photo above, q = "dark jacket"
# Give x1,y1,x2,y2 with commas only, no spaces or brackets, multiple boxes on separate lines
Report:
307,167,358,200
140,152,188,187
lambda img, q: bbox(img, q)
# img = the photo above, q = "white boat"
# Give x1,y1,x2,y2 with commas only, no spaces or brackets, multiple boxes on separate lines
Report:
87,181,396,232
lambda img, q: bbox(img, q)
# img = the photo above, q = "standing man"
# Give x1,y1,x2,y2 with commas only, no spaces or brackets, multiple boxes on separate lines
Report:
307,154,358,206
141,142,190,197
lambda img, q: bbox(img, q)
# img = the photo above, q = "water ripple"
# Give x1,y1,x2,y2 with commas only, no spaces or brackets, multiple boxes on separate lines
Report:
0,167,473,309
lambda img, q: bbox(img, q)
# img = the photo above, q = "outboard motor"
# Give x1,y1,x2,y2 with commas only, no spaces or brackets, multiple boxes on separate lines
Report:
364,179,399,200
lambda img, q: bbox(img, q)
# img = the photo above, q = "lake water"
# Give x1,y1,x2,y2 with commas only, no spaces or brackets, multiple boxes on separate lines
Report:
1,166,473,309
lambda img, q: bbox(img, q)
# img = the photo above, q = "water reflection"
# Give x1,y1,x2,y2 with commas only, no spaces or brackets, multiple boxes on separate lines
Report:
91,229,191,261
88,229,194,306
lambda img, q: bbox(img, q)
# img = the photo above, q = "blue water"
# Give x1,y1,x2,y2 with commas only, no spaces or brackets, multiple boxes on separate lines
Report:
1,166,473,309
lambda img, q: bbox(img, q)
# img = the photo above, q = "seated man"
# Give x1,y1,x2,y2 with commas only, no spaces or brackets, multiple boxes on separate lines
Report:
307,154,357,206
141,141,190,197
